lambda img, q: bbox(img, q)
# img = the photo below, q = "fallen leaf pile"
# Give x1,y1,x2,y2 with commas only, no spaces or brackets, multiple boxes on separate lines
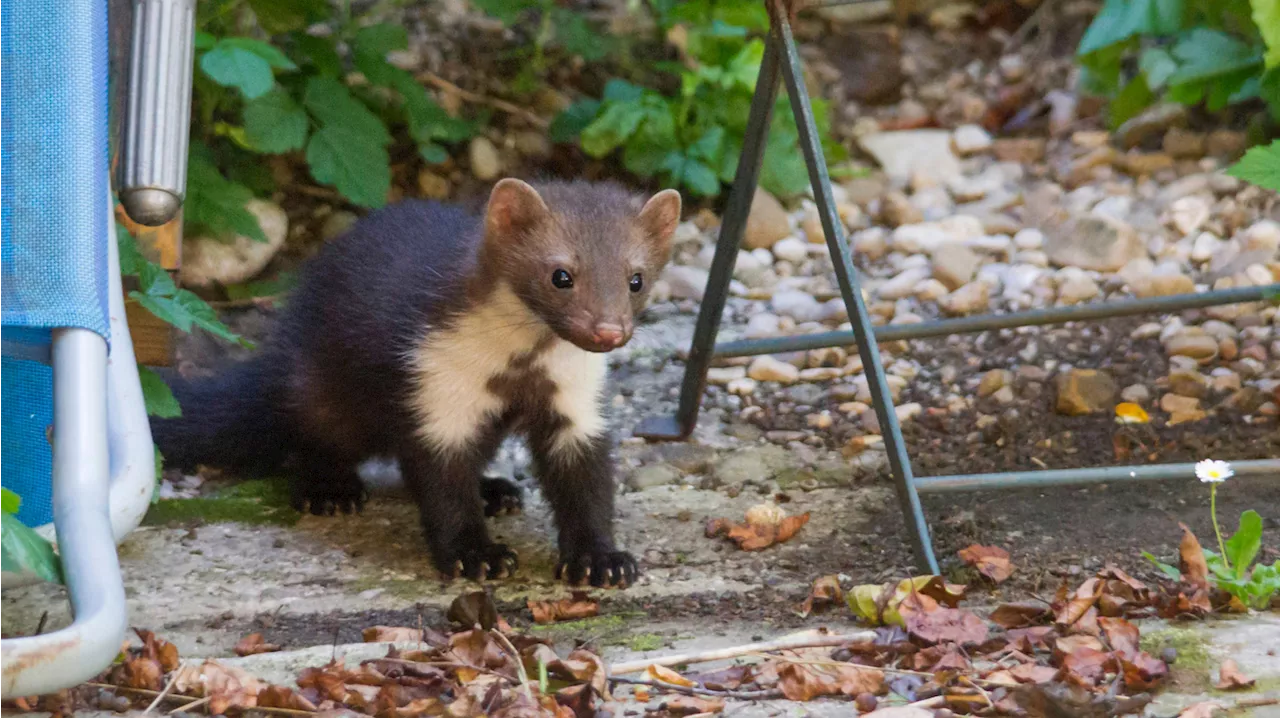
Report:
528,591,599,624
705,502,810,551
957,544,1015,584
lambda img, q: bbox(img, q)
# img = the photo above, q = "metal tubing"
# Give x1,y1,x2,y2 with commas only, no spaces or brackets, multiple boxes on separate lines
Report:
662,30,783,439
714,284,1280,358
773,9,938,573
1,329,127,697
915,459,1280,494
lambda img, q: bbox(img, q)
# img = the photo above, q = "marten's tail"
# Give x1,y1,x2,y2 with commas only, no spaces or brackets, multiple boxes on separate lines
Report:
150,354,295,475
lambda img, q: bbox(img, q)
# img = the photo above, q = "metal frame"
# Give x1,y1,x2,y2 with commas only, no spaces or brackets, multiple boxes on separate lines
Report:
637,2,1280,573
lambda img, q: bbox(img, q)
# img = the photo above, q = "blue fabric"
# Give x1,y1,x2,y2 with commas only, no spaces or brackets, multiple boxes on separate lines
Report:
1,0,112,529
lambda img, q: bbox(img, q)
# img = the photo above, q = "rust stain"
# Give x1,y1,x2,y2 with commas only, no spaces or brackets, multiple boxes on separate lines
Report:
2,634,82,694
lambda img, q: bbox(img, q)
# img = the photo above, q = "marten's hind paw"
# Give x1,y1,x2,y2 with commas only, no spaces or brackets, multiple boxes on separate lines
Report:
448,543,519,581
556,550,639,588
480,476,523,517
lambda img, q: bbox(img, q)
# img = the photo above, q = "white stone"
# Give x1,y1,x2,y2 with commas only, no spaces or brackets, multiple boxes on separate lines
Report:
182,200,288,288
771,236,808,264
940,281,990,315
771,290,825,322
748,355,800,383
859,129,962,186
1167,195,1211,236
662,265,710,301
468,136,502,180
914,278,950,301
1057,271,1101,304
952,124,993,155
726,377,758,396
1241,219,1280,255
744,312,782,338
878,267,933,300
1190,231,1222,263
707,366,747,386
1013,228,1045,250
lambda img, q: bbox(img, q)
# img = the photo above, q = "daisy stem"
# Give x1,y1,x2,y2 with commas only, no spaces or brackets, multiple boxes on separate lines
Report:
1211,484,1230,570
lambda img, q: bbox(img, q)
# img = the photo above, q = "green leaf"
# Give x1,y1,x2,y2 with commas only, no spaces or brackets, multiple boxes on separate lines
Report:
2,512,62,584
760,136,811,198
306,126,391,208
184,154,268,242
1,488,20,515
1226,138,1280,191
580,101,647,157
292,34,342,76
195,31,216,50
224,271,296,301
603,79,645,103
201,44,275,99
687,125,726,164
174,290,246,344
549,99,602,143
469,0,538,23
1143,551,1183,580
1109,73,1155,129
1253,0,1280,68
354,23,408,56
393,73,476,143
419,142,449,164
551,7,610,61
117,224,147,276
1140,47,1179,89
218,37,297,70
1167,28,1262,86
1077,0,1187,56
681,159,720,196
1224,509,1264,580
138,365,182,419
243,89,309,153
303,76,392,146
248,0,328,34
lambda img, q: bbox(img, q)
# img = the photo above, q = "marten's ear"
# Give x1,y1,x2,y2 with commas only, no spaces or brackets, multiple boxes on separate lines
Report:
486,178,550,239
637,189,682,252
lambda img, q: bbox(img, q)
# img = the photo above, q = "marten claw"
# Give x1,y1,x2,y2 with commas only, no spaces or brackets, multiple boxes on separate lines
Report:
555,551,639,588
449,544,519,581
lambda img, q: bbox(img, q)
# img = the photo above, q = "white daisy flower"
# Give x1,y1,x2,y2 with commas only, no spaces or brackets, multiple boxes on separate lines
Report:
1195,459,1233,483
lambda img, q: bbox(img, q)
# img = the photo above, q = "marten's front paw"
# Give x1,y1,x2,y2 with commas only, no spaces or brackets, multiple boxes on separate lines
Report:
443,543,519,581
290,482,367,516
556,550,639,588
480,477,523,517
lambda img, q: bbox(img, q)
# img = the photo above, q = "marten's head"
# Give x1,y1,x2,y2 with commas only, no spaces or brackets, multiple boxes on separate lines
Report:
481,178,681,353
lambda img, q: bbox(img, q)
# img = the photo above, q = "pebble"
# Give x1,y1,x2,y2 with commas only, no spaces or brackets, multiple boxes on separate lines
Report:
468,136,502,180
1190,231,1222,263
940,281,990,315
1121,384,1151,404
1045,214,1144,272
806,411,834,430
952,124,993,155
726,377,758,396
915,278,950,301
1168,370,1209,398
879,191,924,228
799,367,843,382
896,402,923,422
1054,369,1117,415
1057,270,1101,304
748,356,800,384
992,138,1046,163
977,369,1013,398
183,200,289,288
1159,393,1201,413
932,243,982,290
879,267,933,300
662,265,711,301
627,464,681,490
744,188,792,250
771,290,825,322
1163,127,1206,158
853,228,890,259
1116,103,1186,148
1013,228,1045,250
416,170,450,199
1165,330,1219,362
744,312,782,338
707,366,747,385
772,236,808,264
1168,196,1211,236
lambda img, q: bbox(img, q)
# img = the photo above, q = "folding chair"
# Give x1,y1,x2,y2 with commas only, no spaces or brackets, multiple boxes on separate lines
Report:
2,0,193,695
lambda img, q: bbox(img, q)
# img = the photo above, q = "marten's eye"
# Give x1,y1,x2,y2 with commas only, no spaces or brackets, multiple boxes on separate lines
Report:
629,273,644,293
552,268,574,289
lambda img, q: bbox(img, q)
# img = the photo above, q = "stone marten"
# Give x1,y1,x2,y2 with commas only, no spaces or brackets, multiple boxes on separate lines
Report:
151,179,681,587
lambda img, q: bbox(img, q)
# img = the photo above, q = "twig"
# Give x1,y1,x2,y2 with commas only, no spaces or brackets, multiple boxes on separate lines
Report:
34,611,49,635
490,629,534,703
908,696,946,709
961,676,994,710
144,664,184,715
608,676,783,700
609,629,876,675
416,71,549,129
85,683,314,717
168,696,210,714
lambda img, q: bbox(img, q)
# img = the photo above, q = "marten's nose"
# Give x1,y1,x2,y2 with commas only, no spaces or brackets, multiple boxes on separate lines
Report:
592,323,629,349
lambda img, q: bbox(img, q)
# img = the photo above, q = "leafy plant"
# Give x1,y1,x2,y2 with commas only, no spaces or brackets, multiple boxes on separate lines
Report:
1077,0,1280,128
1,488,63,584
1227,137,1280,190
186,0,478,240
553,0,845,198
470,0,614,83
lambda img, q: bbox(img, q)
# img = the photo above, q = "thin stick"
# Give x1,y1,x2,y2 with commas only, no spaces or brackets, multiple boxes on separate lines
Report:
490,629,534,702
961,676,994,710
417,71,550,129
609,630,876,675
168,696,210,714
85,683,315,717
608,676,783,700
144,663,184,714
908,696,946,709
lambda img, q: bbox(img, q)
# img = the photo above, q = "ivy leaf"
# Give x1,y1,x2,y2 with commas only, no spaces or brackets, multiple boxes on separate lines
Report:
687,125,726,164
1226,138,1280,191
1224,510,1264,581
201,43,275,99
138,365,182,419
303,76,391,146
1253,0,1280,69
1167,28,1262,86
603,79,645,103
184,154,268,242
1109,72,1155,129
217,37,297,70
681,158,720,196
581,101,647,157
1,488,19,515
306,126,390,208
292,34,342,76
549,99,602,143
243,89,308,153
1077,0,1186,56
248,0,329,34
2,512,63,584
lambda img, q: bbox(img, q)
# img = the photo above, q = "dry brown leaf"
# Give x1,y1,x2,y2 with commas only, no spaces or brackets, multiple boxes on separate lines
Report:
905,607,989,646
1007,626,1056,653
1179,523,1210,588
528,591,599,624
646,664,697,688
448,591,501,631
257,685,318,712
135,628,181,673
990,601,1050,629
364,626,425,643
118,657,164,691
958,544,1014,583
1215,659,1255,690
777,662,883,701
234,632,282,656
797,575,844,617
172,660,262,714
1054,634,1104,655
297,660,352,702
858,705,932,717
1054,577,1103,627
1178,701,1224,717
711,510,810,551
1120,651,1169,691
447,628,508,670
1098,617,1140,659
1007,663,1059,684
688,665,753,691
665,695,726,715
1060,647,1113,688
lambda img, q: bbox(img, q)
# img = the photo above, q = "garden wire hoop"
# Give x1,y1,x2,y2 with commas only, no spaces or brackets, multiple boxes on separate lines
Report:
634,0,1280,574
